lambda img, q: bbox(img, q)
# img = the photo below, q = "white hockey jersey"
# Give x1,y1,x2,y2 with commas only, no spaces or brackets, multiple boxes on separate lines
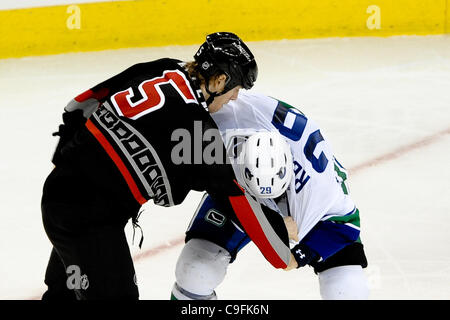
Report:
211,92,359,259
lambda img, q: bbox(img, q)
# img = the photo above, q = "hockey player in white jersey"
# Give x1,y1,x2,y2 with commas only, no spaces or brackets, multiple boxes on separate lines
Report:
171,92,369,300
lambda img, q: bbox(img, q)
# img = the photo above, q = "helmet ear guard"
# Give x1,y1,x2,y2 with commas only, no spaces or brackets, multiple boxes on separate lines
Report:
237,131,294,199
194,32,258,95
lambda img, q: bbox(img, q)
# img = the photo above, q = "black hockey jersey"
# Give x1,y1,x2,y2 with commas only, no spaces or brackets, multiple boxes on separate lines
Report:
50,58,292,269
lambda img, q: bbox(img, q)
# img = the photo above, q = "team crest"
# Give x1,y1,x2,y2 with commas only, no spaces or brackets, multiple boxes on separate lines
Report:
205,209,226,227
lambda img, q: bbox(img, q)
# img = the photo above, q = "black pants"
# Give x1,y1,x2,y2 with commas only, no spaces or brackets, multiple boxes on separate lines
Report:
310,242,368,274
41,167,139,300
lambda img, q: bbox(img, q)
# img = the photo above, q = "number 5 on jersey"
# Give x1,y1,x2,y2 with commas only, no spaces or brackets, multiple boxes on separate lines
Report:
111,70,197,120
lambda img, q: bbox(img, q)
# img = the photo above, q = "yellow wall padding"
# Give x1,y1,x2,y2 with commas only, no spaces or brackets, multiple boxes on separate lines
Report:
0,0,448,59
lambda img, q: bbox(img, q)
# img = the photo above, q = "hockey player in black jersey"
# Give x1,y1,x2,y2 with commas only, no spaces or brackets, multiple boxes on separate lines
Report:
41,32,292,300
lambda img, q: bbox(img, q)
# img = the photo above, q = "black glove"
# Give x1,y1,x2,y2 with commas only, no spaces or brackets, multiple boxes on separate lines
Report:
51,109,86,165
291,242,319,268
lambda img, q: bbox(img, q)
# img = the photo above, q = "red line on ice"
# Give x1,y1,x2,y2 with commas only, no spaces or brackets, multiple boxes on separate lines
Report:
350,127,450,174
132,236,186,262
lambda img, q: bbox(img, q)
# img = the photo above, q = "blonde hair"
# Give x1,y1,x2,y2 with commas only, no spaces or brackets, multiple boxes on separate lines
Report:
185,61,205,86
185,61,224,87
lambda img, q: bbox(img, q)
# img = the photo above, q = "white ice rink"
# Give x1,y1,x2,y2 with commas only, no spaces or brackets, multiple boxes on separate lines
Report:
0,35,449,300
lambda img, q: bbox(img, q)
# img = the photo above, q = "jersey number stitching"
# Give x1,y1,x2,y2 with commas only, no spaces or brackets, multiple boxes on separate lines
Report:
111,70,197,120
272,101,329,173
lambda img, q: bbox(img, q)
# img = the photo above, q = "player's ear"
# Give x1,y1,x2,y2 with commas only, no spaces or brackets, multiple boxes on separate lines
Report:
210,74,227,92
217,74,227,83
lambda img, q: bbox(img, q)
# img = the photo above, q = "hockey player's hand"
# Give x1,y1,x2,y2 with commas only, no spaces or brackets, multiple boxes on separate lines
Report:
52,110,86,165
284,253,298,271
52,110,86,140
283,216,299,242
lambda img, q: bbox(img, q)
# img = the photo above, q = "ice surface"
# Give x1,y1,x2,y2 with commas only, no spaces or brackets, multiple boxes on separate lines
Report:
0,35,449,299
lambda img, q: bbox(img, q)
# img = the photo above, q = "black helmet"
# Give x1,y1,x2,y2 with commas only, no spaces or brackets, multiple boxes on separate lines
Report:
194,32,258,93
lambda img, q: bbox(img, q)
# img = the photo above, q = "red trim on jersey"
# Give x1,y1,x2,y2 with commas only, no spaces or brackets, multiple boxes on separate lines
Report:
75,88,110,102
85,119,147,205
228,194,287,269
74,90,94,102
233,179,245,193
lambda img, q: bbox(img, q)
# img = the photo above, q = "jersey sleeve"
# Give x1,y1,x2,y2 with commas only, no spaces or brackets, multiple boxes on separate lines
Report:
64,63,151,117
207,169,291,269
53,64,144,164
298,208,361,261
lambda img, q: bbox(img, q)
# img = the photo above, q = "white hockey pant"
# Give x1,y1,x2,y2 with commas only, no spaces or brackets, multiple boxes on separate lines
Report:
172,238,231,300
318,265,369,299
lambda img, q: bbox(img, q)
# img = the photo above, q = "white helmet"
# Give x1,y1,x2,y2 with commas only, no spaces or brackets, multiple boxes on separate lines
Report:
238,131,293,199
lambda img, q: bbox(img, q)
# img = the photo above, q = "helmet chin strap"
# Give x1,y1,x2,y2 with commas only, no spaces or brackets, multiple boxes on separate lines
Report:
204,79,227,106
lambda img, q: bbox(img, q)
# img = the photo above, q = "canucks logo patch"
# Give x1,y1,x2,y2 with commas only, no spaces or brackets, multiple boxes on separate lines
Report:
205,209,226,227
